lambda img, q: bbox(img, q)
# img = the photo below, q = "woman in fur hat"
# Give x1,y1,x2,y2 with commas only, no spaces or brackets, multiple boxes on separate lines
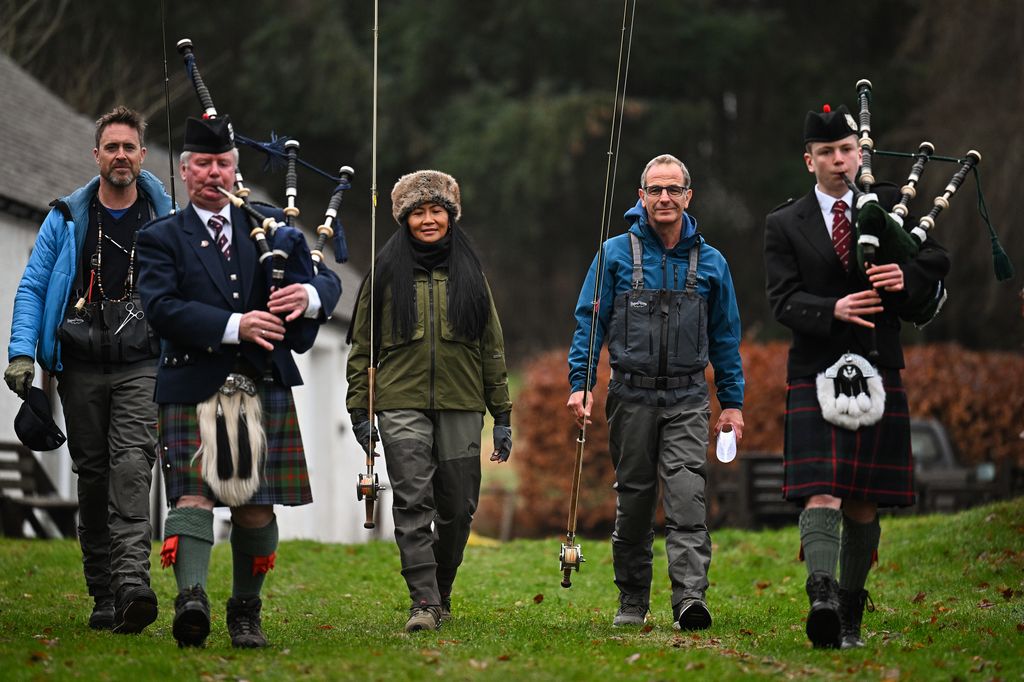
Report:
346,170,513,632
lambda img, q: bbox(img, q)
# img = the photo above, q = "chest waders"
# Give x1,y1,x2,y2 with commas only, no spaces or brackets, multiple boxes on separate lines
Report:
607,233,709,392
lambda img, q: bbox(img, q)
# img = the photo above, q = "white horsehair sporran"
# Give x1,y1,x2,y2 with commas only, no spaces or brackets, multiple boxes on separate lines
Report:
816,352,885,430
194,373,266,506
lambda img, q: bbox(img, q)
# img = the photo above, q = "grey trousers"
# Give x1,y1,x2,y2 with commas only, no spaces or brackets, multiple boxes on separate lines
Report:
378,409,483,606
606,392,711,609
57,361,157,598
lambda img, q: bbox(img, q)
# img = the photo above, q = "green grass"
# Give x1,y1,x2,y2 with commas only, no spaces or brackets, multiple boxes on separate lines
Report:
1,498,1022,681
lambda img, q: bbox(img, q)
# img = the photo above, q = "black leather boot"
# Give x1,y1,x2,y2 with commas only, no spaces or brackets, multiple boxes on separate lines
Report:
173,584,210,648
838,588,873,649
805,571,840,649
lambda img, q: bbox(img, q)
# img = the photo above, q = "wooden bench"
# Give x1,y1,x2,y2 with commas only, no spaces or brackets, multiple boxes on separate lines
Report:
0,441,78,538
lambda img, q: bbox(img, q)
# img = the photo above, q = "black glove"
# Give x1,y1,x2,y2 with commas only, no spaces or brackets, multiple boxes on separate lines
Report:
350,410,380,456
490,411,512,462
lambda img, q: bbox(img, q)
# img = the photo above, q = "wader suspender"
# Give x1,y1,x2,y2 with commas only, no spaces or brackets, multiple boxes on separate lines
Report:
628,232,699,293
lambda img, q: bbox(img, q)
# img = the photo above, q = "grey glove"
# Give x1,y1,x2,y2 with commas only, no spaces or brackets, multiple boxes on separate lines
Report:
490,412,513,462
350,411,380,456
4,356,34,399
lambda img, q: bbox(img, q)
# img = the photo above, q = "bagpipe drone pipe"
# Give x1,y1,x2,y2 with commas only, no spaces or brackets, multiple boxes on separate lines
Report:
846,78,1014,327
175,38,355,281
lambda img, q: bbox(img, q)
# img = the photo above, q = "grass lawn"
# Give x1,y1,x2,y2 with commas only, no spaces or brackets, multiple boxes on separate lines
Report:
1,497,1021,681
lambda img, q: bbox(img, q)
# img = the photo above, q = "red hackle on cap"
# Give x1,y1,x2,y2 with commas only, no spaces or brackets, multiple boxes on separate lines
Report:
822,104,832,113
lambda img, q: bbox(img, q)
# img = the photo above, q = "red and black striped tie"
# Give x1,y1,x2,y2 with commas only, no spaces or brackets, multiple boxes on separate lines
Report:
831,199,851,271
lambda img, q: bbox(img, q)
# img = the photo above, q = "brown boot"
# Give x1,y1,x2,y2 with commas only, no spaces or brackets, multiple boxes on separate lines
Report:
805,572,840,649
227,596,268,648
404,605,441,632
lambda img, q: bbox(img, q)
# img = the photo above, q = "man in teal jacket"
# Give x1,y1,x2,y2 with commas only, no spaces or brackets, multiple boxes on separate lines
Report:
5,106,174,633
568,153,744,631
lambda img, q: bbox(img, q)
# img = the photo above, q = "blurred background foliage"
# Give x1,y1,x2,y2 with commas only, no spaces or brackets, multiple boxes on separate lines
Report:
2,0,1022,363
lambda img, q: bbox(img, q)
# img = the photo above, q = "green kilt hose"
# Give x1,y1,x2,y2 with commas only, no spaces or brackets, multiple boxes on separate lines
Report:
782,369,914,507
159,383,313,506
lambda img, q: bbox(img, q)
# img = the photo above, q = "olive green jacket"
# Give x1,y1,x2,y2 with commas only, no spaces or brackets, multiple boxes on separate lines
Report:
346,267,511,416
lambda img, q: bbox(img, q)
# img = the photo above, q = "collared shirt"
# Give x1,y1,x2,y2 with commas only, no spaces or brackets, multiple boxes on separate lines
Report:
814,185,853,239
189,204,322,343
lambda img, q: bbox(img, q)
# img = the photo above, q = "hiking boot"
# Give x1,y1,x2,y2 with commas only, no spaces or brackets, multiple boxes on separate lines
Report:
112,584,158,634
89,597,115,630
838,588,874,649
612,602,649,627
173,585,211,648
805,571,841,649
673,598,712,631
404,605,441,632
439,595,452,624
227,596,269,648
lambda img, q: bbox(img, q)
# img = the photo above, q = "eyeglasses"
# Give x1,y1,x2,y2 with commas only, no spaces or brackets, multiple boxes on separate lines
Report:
644,185,689,198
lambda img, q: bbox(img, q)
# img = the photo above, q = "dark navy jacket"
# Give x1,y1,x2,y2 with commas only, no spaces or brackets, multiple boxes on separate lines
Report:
136,203,341,404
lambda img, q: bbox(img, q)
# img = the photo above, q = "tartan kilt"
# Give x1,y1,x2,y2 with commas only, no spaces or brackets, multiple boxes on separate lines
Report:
783,369,914,507
159,383,313,507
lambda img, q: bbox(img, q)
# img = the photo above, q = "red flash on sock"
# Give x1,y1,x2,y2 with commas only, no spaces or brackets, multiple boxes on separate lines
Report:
161,536,179,568
252,552,276,576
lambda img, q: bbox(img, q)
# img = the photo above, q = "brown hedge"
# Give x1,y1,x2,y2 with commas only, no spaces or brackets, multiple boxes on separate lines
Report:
511,342,1024,537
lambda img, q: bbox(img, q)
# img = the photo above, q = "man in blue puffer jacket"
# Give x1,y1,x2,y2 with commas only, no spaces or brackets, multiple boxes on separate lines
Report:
568,153,744,631
5,106,174,634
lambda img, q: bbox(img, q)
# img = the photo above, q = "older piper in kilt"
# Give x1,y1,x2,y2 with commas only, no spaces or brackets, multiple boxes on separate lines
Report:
136,116,340,649
764,105,949,649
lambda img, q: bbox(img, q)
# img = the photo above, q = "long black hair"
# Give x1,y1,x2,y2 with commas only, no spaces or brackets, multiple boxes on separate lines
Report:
368,219,491,344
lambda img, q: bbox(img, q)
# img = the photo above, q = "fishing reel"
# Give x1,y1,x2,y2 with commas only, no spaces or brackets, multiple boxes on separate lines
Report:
559,542,585,588
356,472,384,501
356,472,385,529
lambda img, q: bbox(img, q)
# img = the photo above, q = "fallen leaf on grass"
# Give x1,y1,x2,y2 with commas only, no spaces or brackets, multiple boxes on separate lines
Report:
977,599,996,609
641,624,654,634
911,592,926,604
755,580,771,590
1016,623,1024,632
318,625,334,630
28,651,49,664
685,662,705,671
880,667,900,682
468,659,488,670
626,653,641,664
533,593,544,604
1000,587,1014,600
497,654,512,661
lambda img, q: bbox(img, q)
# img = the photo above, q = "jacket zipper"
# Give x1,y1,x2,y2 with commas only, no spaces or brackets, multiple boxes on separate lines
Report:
428,276,436,408
658,253,669,378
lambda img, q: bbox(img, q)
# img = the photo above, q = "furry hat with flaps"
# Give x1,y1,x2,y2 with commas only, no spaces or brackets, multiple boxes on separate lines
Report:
391,170,462,224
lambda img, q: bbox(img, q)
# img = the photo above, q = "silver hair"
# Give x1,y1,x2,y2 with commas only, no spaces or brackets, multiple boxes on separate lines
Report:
640,153,691,187
179,148,240,167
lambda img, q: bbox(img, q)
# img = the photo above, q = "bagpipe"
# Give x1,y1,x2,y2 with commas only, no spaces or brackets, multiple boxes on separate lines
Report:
846,78,1014,328
175,38,355,284
177,37,383,528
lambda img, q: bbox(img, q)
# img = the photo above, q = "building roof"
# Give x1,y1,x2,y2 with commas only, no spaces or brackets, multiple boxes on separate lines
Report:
0,51,184,219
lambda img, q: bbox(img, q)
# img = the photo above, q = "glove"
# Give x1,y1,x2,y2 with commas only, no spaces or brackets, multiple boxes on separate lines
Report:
350,410,380,456
490,411,512,462
4,356,34,399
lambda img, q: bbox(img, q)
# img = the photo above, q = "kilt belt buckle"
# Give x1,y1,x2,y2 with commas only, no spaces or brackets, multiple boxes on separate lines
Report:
816,352,885,431
219,373,258,397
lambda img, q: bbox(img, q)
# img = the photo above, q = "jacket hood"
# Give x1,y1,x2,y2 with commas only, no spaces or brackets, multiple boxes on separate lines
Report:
624,198,699,252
